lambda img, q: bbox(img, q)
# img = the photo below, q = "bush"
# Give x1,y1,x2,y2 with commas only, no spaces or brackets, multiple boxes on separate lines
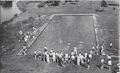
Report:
37,2,45,8
48,1,60,6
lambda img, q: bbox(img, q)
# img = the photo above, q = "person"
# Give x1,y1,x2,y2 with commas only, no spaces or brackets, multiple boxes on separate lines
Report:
33,51,37,60
71,52,75,64
49,50,53,62
24,35,29,43
109,42,113,49
98,45,103,55
101,45,104,53
21,45,27,55
101,51,106,56
67,42,70,45
52,51,56,62
41,52,45,61
77,54,81,65
58,51,63,66
100,58,104,69
85,53,91,69
80,54,85,65
50,49,53,53
92,46,96,54
21,49,27,56
73,47,78,55
55,51,59,62
44,50,48,62
64,54,69,63
44,45,48,52
84,52,88,61
46,53,50,63
87,58,90,69
107,55,112,60
19,30,23,35
107,58,112,71
96,45,100,55
37,51,42,60
88,53,92,59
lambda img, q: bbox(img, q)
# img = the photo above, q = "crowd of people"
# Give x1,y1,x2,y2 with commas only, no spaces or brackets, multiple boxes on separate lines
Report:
33,42,113,71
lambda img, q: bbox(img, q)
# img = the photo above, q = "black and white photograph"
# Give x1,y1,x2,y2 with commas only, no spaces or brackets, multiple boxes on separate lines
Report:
0,0,119,73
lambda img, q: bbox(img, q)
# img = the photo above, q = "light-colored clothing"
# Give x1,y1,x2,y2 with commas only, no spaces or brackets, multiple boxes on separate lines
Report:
46,54,50,63
65,54,69,61
101,59,104,63
84,53,88,60
88,54,92,59
71,55,75,60
74,47,78,55
52,52,56,62
81,55,84,64
108,60,112,65
77,54,81,65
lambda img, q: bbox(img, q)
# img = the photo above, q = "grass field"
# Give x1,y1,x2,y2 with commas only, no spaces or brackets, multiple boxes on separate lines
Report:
27,14,96,55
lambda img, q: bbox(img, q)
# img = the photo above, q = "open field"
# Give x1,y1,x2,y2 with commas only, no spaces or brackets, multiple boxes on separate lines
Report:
27,14,96,54
0,1,119,73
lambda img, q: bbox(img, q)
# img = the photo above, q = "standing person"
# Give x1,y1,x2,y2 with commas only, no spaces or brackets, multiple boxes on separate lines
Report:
80,54,85,65
41,52,45,61
84,52,88,61
88,53,92,59
73,47,78,55
101,45,104,53
98,45,104,55
77,53,81,66
58,51,63,66
96,45,100,55
90,49,94,56
107,54,112,60
44,45,48,52
109,42,113,49
87,58,90,69
52,51,56,62
64,54,69,64
46,53,50,63
55,51,59,62
70,52,75,64
91,46,96,55
106,54,112,71
37,51,42,60
49,49,53,62
21,45,27,56
100,58,105,69
33,51,37,60
108,58,112,71
50,49,53,53
86,53,92,69
44,50,48,62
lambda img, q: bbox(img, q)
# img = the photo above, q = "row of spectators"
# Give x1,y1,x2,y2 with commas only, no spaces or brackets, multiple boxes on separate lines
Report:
33,42,113,71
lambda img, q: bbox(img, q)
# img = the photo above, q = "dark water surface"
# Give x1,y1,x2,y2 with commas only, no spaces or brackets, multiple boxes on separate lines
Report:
1,0,21,22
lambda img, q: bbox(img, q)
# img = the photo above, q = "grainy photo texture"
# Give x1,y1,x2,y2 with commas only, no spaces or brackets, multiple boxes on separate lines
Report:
0,0,119,73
